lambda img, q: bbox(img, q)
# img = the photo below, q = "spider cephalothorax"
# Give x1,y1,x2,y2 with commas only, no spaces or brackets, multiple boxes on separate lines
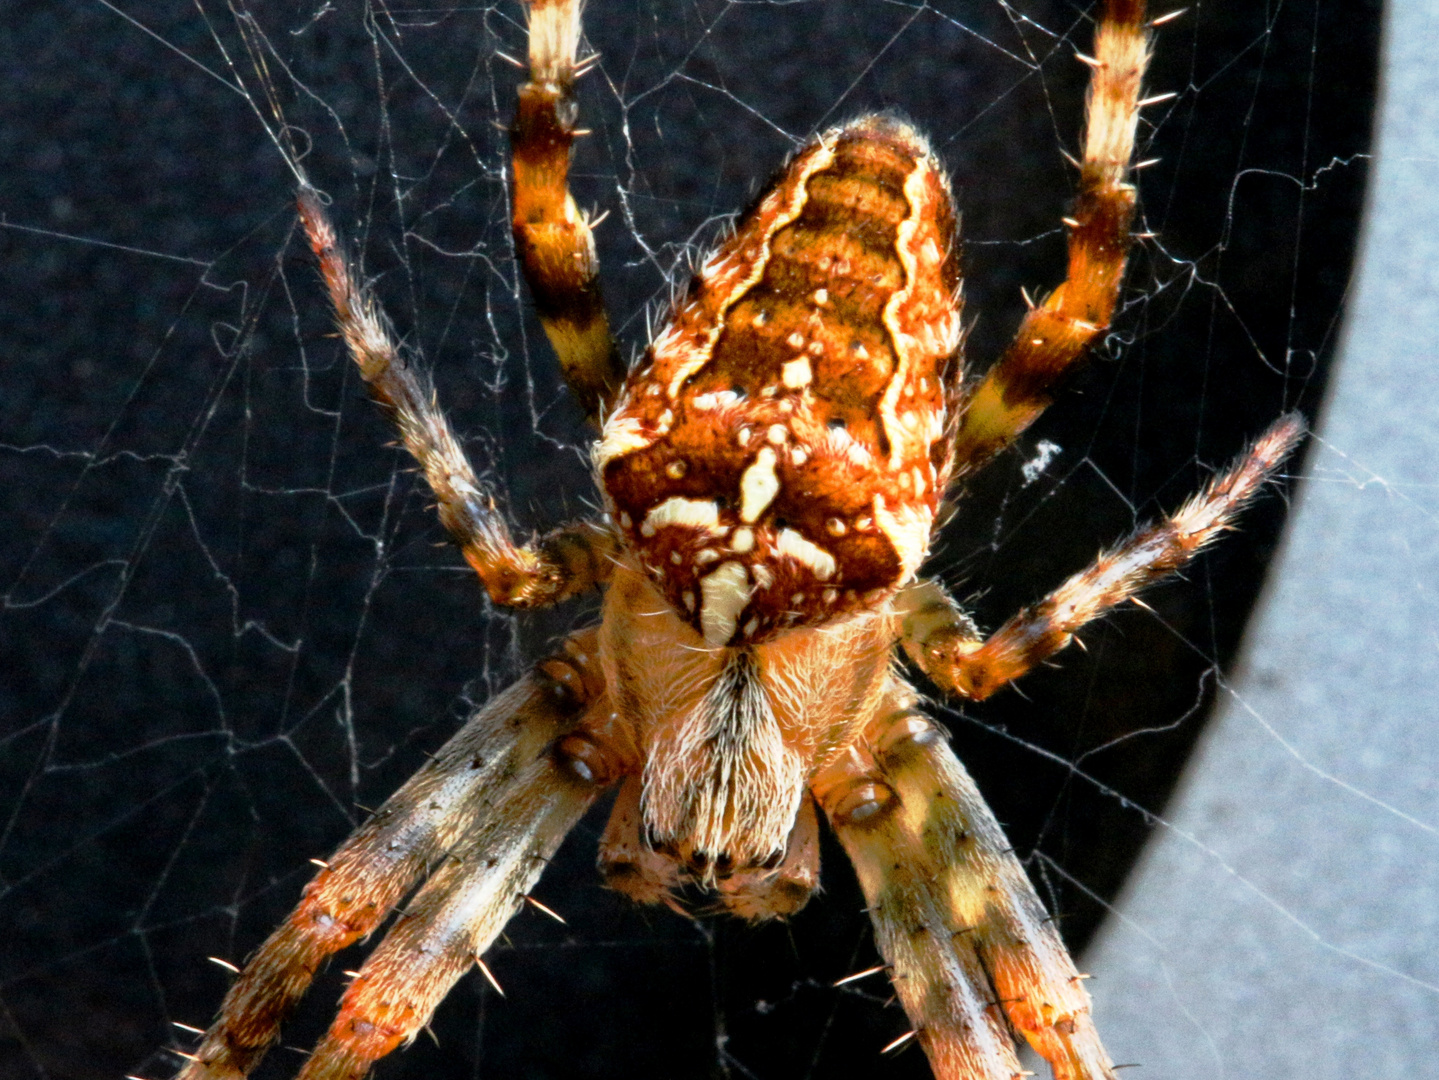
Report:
169,2,1302,1079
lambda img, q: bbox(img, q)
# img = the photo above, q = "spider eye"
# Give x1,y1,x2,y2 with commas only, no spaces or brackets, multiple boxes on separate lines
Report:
596,116,961,646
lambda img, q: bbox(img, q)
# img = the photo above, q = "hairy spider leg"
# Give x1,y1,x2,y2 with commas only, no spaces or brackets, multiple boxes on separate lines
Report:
511,0,625,420
174,635,611,1080
950,0,1152,476
295,188,616,608
902,413,1304,701
816,685,1115,1080
292,750,601,1080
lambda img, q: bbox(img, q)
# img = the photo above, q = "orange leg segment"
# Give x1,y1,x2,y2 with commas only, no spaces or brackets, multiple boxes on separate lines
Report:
952,0,1152,476
511,0,625,421
905,414,1303,700
292,746,602,1080
176,634,610,1080
816,684,1116,1080
296,187,616,609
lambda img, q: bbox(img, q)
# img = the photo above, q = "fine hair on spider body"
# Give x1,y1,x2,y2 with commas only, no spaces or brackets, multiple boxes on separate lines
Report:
162,2,1304,1079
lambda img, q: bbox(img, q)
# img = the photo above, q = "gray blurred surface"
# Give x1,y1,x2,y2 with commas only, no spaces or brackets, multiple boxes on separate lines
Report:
1085,1,1439,1074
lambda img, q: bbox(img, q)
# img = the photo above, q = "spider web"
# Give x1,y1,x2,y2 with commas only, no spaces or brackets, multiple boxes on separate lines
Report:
0,1,1423,1078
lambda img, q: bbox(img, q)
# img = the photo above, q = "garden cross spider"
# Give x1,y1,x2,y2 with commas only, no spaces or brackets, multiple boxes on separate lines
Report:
169,1,1302,1078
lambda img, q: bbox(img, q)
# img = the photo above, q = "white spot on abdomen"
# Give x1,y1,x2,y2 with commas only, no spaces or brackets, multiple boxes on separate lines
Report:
700,561,753,645
739,447,781,523
691,389,742,411
781,357,812,389
593,415,654,470
643,497,726,535
873,493,932,582
775,528,837,580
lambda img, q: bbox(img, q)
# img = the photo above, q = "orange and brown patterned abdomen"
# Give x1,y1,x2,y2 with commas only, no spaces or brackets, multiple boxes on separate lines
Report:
598,116,963,645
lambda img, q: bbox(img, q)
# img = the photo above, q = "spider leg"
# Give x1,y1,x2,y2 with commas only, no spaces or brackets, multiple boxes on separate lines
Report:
511,0,625,421
950,0,1151,477
176,633,614,1080
296,189,617,609
905,414,1303,700
815,684,1114,1080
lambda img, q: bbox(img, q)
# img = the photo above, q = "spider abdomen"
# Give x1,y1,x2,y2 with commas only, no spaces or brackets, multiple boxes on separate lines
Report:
597,116,963,646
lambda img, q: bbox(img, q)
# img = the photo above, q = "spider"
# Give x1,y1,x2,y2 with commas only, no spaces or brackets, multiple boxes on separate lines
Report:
168,1,1301,1078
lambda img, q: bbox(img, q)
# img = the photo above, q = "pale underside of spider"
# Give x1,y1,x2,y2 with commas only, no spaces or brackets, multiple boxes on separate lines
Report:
165,2,1302,1078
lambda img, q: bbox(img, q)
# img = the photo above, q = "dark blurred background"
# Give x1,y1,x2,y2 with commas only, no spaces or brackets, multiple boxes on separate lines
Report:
0,2,1378,1078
